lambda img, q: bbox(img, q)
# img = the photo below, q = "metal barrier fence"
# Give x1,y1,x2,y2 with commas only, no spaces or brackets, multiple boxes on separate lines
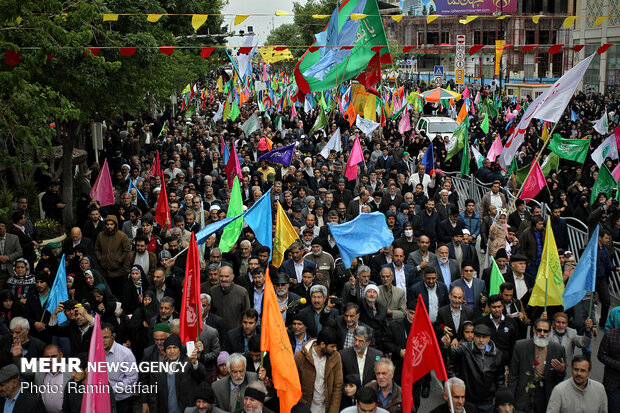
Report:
450,174,620,299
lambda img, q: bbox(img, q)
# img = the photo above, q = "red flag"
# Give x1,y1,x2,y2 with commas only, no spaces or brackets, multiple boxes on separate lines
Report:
225,141,243,189
80,315,111,412
356,51,381,89
148,150,161,178
519,162,547,200
180,232,202,343
154,172,170,228
402,295,448,413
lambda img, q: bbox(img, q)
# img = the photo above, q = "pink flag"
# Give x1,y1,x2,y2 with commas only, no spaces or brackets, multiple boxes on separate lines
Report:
614,125,620,152
225,141,243,189
344,135,364,181
486,136,503,162
520,162,547,200
89,159,115,207
398,108,411,134
462,86,470,99
515,101,521,112
470,100,476,115
474,91,480,105
612,163,620,182
80,314,111,412
291,103,297,120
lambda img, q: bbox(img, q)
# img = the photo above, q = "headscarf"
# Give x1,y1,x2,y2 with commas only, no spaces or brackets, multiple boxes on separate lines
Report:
492,210,509,238
8,258,34,285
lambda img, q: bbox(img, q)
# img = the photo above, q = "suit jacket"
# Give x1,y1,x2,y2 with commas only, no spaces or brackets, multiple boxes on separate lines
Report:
508,339,566,411
198,324,221,376
447,242,478,271
479,191,507,217
320,314,376,350
281,259,316,283
435,304,475,340
451,278,487,318
212,373,258,412
598,327,620,392
0,233,22,277
382,317,410,384
61,237,95,259
226,328,260,354
121,219,141,240
339,346,384,385
0,390,44,410
382,263,418,292
346,199,365,220
427,257,461,288
358,300,388,349
407,281,449,310
299,305,340,338
406,250,436,269
377,285,407,320
148,357,207,413
9,225,35,263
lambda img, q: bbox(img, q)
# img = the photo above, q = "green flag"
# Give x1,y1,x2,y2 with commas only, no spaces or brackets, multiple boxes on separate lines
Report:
158,123,166,138
547,133,591,163
295,0,390,93
484,97,498,118
591,164,617,204
446,120,467,162
461,135,470,175
489,257,506,296
541,152,560,176
310,108,327,135
218,177,244,253
616,179,620,202
230,101,240,122
185,104,196,119
515,164,531,184
480,113,489,134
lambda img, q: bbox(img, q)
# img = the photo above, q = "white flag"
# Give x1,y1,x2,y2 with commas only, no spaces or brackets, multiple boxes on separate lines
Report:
212,102,224,123
236,36,255,80
241,113,260,136
530,54,596,123
591,133,618,167
320,129,342,158
355,115,380,135
471,146,485,168
304,98,312,114
594,109,609,135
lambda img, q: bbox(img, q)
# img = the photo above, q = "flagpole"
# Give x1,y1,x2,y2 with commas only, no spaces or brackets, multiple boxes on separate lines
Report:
588,291,594,319
544,271,548,313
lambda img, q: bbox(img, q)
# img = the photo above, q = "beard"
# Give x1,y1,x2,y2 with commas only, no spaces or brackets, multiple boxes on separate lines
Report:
533,334,550,347
439,257,449,265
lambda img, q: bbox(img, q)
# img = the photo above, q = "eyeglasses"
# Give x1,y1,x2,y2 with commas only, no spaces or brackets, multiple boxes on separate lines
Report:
535,328,550,333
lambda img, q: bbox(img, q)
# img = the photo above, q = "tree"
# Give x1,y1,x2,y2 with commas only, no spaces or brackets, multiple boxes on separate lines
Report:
0,0,226,225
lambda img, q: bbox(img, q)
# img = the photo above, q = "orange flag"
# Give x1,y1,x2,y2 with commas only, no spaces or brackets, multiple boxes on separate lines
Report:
344,102,356,126
261,268,302,412
457,102,468,124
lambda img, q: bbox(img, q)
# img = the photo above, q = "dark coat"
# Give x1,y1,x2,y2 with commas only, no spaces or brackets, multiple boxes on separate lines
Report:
435,305,475,341
148,357,207,413
448,341,504,404
407,281,449,309
340,346,384,386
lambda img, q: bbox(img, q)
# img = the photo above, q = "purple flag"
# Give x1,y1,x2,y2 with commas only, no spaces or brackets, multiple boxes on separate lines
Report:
258,142,297,166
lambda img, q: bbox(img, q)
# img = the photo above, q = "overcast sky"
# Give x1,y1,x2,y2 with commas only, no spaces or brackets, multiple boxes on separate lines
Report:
223,0,299,47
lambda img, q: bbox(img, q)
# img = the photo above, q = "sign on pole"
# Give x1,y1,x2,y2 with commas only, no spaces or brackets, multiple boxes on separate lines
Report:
455,35,466,85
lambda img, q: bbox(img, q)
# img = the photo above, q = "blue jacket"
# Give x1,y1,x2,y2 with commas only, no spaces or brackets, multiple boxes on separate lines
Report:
459,211,481,238
596,245,615,279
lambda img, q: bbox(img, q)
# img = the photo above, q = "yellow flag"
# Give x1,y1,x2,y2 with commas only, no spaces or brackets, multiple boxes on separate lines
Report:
427,15,439,24
103,14,118,21
191,14,208,31
147,14,163,22
459,16,478,24
273,203,299,268
182,83,191,95
563,16,578,28
528,220,565,307
217,76,223,93
594,16,609,26
532,14,544,24
234,15,249,25
391,15,404,22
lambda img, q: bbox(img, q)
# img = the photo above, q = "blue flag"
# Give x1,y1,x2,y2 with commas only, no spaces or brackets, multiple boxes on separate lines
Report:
258,142,297,165
570,109,580,122
128,180,148,206
46,254,69,324
328,212,394,269
244,189,273,258
422,144,434,175
505,117,514,131
563,226,598,310
195,213,244,246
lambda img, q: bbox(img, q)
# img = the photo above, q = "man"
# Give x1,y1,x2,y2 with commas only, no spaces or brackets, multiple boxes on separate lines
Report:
549,312,591,368
12,196,35,240
10,211,36,266
519,216,545,281
62,227,95,260
289,313,311,355
148,335,207,413
300,214,320,239
507,254,532,305
298,285,338,338
304,238,335,290
149,296,177,329
548,204,569,252
183,386,227,413
451,262,487,318
321,302,374,351
341,387,389,413
246,268,265,320
281,242,316,285
436,286,474,346
481,248,512,296
508,199,530,231
95,214,131,297
408,269,449,323
377,268,406,320
212,352,258,412
236,381,274,413
139,323,170,411
364,358,402,413
479,180,507,217
493,387,517,413
82,206,104,242
124,235,157,280
598,326,620,409
33,344,71,413
382,248,416,299
546,355,607,412
0,364,44,409
148,267,179,304
339,326,383,385
210,265,251,331
406,235,436,273
407,163,435,197
369,246,393,282
41,181,64,223
429,377,476,413
447,228,478,271
420,199,440,248
121,207,142,241
102,323,138,413
273,272,301,324
445,324,504,412
459,199,481,242
226,309,260,354
508,318,566,412
333,179,353,206
435,191,456,222
294,327,343,413
476,295,519,366
47,302,94,355
0,317,46,376
347,189,370,220
428,245,460,289
0,223,22,289
291,266,317,303
498,282,529,340
595,229,620,328
358,285,388,347
138,217,163,256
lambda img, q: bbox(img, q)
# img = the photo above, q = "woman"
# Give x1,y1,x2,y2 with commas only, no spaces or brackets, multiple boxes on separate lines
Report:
90,283,118,326
488,211,509,259
35,246,59,275
122,265,150,315
126,290,159,361
340,374,362,411
7,258,36,305
479,205,497,255
0,290,24,334
74,257,110,301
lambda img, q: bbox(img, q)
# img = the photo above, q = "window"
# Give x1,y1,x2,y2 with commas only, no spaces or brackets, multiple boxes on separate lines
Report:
539,31,550,45
441,32,450,44
525,31,536,45
482,31,497,45
474,31,481,44
427,32,439,45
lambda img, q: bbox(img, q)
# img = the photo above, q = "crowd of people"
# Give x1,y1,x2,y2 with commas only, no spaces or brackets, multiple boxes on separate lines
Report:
0,74,619,413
